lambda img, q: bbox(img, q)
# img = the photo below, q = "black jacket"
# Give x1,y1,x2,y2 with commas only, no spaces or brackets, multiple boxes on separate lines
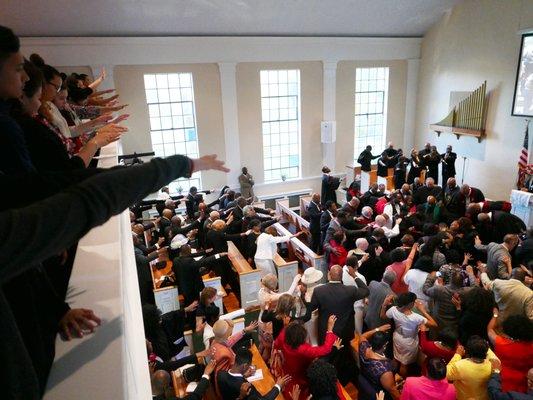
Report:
307,201,322,233
357,149,379,172
304,281,369,344
173,253,222,304
321,174,340,205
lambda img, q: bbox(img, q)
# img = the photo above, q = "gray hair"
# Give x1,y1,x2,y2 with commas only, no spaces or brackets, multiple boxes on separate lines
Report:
242,205,255,217
382,270,397,285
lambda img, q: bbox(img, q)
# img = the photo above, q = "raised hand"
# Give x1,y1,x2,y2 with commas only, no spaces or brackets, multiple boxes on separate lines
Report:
191,154,230,173
289,384,301,400
276,374,292,389
244,320,259,333
59,308,101,340
333,337,344,350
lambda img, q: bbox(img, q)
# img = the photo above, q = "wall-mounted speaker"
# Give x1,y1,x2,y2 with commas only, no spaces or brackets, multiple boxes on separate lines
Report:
321,121,336,143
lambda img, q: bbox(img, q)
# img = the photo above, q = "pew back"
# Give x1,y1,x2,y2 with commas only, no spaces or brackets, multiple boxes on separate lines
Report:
227,241,261,309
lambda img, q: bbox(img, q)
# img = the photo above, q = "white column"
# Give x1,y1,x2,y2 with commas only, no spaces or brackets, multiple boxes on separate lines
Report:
403,59,420,152
218,62,242,186
90,64,116,91
322,61,337,171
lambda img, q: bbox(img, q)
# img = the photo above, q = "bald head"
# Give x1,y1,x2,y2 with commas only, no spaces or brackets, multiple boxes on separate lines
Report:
447,177,456,188
427,195,436,206
312,193,320,203
132,224,144,236
212,219,226,231
209,211,220,220
162,209,173,219
461,184,470,196
478,213,490,223
374,215,386,227
425,177,435,187
151,370,170,396
361,206,373,219
329,265,343,281
349,197,360,207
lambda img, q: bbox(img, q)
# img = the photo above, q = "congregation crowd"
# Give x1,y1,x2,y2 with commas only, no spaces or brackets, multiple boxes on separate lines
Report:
137,142,532,400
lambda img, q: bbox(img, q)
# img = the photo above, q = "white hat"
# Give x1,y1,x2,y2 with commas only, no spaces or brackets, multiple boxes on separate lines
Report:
301,267,323,285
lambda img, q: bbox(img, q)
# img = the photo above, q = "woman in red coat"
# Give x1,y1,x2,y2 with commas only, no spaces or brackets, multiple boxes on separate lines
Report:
328,231,348,269
488,312,533,393
274,316,339,399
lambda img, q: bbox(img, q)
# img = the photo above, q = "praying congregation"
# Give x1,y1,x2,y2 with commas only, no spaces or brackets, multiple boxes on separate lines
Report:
1,1,533,400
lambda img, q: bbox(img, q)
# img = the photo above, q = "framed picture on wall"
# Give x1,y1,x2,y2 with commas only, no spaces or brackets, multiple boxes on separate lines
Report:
512,33,533,117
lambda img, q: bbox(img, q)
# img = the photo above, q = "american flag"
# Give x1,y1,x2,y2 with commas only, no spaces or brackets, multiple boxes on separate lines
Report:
519,121,529,168
517,121,530,188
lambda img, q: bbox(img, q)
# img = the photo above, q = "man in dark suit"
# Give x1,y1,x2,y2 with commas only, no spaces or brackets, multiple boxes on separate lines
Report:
304,265,369,343
307,193,323,253
357,145,380,172
303,265,369,384
383,141,400,167
216,347,289,400
413,177,442,205
418,142,432,168
460,184,485,204
321,166,340,206
320,200,337,246
172,245,226,305
443,177,465,222
477,211,527,243
441,145,457,184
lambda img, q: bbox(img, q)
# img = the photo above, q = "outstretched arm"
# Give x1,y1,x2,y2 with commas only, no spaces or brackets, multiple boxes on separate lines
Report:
0,154,227,283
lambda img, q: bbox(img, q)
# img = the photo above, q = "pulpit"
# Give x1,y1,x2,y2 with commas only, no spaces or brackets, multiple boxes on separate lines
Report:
510,189,533,228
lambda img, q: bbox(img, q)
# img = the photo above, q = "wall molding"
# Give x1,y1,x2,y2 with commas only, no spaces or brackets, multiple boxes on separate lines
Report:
20,36,421,66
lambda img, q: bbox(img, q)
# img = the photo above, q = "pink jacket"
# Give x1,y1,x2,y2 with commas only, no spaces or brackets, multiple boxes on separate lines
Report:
400,376,456,400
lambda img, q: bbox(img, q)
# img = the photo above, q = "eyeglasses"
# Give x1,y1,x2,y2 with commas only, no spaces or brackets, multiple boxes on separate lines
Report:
47,81,62,93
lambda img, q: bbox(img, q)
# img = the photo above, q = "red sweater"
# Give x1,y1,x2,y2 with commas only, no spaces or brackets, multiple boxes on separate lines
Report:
274,329,337,399
328,240,348,269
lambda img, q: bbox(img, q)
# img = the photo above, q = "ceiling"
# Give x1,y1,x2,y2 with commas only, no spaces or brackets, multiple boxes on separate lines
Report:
1,0,462,38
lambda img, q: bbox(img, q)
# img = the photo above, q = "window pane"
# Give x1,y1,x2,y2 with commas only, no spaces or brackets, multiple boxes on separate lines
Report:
143,72,201,189
260,69,300,181
353,67,389,161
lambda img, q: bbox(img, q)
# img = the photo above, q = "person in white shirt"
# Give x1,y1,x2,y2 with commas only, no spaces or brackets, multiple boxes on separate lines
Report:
342,255,369,334
254,226,304,277
403,255,433,307
372,214,402,240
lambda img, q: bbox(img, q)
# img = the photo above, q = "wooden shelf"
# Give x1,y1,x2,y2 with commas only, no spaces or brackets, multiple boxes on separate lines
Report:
430,124,484,142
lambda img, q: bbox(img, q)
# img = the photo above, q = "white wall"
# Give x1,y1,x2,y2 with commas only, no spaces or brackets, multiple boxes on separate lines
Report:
414,0,533,199
21,36,420,195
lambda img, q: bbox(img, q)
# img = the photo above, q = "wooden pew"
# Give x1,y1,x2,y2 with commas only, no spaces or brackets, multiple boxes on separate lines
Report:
299,195,312,219
150,259,181,313
271,201,327,283
272,252,299,293
227,241,262,309
276,198,310,232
